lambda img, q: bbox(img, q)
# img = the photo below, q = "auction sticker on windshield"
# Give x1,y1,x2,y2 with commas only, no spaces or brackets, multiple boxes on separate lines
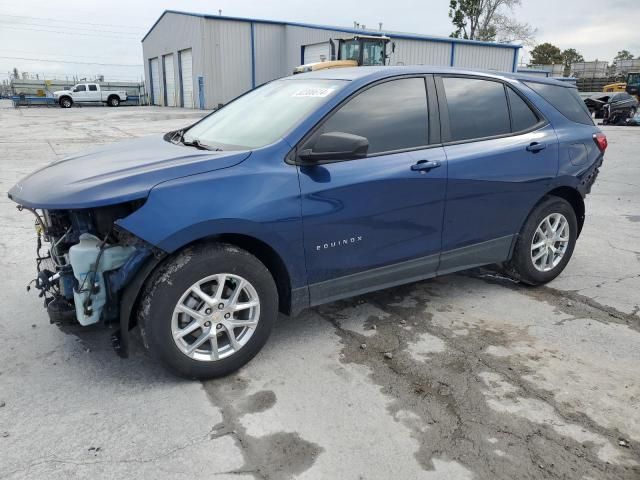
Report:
292,87,335,98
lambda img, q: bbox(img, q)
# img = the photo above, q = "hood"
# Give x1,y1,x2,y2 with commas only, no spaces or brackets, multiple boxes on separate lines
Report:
8,134,251,209
53,90,70,96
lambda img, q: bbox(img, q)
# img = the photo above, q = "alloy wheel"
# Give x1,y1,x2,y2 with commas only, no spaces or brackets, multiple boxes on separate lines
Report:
171,273,260,362
530,213,570,272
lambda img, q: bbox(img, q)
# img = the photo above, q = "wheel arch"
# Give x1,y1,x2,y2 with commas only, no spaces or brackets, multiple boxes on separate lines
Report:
198,233,295,316
544,186,585,236
58,95,72,106
107,94,120,104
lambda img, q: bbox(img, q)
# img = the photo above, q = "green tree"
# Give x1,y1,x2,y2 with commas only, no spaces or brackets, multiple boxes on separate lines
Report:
614,50,634,62
449,0,536,44
530,42,563,65
561,48,584,69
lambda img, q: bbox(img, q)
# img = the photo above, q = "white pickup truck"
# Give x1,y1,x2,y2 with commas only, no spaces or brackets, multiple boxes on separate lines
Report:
53,83,128,108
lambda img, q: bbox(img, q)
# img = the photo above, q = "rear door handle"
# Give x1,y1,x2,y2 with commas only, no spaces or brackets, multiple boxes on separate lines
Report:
411,159,441,172
526,142,547,153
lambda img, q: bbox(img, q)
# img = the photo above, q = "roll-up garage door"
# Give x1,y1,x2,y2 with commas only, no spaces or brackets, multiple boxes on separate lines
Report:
163,53,176,107
179,49,194,108
150,58,160,105
304,42,331,64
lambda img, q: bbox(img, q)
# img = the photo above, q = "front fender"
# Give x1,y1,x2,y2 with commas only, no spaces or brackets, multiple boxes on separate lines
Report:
116,147,307,288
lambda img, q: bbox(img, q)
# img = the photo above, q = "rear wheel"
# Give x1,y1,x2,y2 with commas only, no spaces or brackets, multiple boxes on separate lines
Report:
504,196,578,285
138,243,278,379
108,96,120,107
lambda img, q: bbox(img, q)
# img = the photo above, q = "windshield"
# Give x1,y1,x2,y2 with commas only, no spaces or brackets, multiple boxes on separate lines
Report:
183,79,346,150
628,73,640,85
362,41,385,66
340,40,361,62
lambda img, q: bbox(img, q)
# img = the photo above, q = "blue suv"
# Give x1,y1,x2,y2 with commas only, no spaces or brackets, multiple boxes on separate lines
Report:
8,67,606,378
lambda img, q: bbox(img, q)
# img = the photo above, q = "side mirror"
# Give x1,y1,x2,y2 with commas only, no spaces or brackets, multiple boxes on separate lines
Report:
392,42,396,53
299,132,369,163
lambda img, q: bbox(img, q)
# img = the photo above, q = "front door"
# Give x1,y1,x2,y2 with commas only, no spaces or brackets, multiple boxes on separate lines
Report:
296,76,447,305
72,84,89,102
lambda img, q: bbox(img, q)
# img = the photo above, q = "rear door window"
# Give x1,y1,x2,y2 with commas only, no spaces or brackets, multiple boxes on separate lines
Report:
525,82,593,125
442,77,511,142
314,77,429,154
507,88,540,132
88,84,98,91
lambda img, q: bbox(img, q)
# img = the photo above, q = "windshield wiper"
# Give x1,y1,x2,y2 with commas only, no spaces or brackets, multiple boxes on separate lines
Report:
180,136,224,151
181,138,212,150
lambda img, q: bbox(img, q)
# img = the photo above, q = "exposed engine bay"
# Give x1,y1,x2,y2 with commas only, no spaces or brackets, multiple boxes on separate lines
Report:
20,201,156,329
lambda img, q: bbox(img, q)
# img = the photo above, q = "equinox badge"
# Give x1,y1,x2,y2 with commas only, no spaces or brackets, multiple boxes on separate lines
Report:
316,236,363,251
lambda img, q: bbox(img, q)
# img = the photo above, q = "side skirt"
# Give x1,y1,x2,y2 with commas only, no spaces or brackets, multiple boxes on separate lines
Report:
303,235,515,310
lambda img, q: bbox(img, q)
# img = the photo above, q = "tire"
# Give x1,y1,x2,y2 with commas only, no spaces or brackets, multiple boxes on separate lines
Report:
504,196,578,286
108,96,120,107
629,107,637,118
138,243,278,379
59,97,72,108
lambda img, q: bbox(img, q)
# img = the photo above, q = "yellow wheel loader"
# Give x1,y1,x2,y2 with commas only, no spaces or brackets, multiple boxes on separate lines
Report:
293,35,393,74
603,72,640,101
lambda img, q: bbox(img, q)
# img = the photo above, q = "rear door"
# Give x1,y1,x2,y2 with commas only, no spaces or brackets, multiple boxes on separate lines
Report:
436,75,558,273
296,76,447,304
87,84,100,102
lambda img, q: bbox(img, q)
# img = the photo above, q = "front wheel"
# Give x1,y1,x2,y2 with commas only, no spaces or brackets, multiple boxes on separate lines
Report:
138,243,278,379
59,97,72,108
504,196,578,285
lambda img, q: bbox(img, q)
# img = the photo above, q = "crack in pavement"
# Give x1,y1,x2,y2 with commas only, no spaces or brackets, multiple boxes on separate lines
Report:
313,278,640,480
469,269,640,330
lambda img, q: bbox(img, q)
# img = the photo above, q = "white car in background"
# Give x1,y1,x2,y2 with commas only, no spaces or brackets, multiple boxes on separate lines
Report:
54,83,128,108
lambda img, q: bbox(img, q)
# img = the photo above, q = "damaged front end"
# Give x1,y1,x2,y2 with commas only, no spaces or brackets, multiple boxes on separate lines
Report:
19,201,163,354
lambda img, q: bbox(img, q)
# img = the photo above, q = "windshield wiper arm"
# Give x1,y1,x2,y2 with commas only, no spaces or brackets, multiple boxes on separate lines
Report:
179,135,224,151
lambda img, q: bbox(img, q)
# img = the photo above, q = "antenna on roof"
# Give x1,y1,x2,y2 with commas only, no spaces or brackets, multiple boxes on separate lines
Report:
379,22,383,31
218,9,222,15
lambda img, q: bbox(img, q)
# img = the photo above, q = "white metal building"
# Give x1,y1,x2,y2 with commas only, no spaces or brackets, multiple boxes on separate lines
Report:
142,10,522,109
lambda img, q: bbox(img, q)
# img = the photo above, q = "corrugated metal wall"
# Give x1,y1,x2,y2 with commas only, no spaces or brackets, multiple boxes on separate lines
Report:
142,13,521,108
202,19,253,107
254,23,287,86
389,38,451,67
142,12,204,107
454,44,514,72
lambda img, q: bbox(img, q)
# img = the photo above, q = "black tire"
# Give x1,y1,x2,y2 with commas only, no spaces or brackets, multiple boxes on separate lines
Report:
138,243,278,379
59,97,72,108
504,196,578,286
108,96,120,107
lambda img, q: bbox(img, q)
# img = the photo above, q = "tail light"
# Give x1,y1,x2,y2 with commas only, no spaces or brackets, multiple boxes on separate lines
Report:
593,132,608,153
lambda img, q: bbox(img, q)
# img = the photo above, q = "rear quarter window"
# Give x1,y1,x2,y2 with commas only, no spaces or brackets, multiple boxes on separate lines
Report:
525,82,593,126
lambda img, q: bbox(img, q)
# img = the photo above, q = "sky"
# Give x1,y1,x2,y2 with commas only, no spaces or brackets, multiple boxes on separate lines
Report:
1,0,639,82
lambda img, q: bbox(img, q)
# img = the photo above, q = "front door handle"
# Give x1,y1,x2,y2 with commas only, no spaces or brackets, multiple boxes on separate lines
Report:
411,159,441,172
526,142,547,153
